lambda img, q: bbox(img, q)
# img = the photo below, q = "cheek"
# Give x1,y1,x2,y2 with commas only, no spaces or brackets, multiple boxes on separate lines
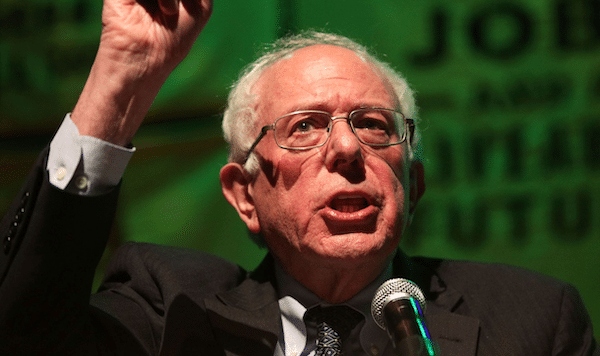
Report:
367,153,411,222
253,153,322,231
368,147,408,186
377,149,407,181
277,150,322,190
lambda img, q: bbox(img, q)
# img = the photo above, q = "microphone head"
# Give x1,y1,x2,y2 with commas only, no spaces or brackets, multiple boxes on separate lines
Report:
371,278,426,330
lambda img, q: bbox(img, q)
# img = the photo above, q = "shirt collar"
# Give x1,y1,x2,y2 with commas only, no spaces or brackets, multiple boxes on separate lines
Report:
274,254,395,356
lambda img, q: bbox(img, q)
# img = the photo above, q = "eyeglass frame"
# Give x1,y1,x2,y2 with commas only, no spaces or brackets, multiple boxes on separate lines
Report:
244,108,415,162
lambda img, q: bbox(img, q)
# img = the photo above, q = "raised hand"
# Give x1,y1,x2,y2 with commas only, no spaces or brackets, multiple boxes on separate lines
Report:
71,0,213,146
99,0,212,76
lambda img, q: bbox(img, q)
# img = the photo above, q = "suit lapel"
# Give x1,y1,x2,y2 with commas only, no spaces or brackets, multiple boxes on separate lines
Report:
205,255,282,356
394,251,480,356
203,250,480,356
426,306,480,356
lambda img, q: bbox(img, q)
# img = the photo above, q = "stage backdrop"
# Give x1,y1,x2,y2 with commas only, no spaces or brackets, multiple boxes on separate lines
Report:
1,0,599,339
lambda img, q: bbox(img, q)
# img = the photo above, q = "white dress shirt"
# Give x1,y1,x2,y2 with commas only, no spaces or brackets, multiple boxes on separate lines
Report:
274,261,395,356
47,114,134,196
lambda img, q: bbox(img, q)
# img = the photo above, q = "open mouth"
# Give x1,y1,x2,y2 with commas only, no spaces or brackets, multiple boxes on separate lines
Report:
330,196,370,213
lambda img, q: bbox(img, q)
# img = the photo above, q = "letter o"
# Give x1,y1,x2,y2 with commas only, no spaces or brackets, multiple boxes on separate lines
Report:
469,4,533,59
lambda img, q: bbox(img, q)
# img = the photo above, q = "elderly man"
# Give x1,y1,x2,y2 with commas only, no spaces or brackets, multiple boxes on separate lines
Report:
0,0,596,355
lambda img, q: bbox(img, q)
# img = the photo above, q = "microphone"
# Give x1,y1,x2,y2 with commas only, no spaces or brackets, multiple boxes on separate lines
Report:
371,278,437,356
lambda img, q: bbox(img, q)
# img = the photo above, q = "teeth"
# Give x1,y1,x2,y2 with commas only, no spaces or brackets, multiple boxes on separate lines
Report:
331,197,368,212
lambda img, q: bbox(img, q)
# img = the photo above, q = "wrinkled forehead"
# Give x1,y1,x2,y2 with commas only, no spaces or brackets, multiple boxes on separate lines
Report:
251,45,399,118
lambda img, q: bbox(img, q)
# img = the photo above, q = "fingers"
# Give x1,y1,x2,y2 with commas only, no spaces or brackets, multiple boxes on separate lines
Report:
156,0,212,22
158,0,179,15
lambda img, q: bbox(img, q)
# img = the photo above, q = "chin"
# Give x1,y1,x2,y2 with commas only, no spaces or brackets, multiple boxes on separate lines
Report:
312,233,395,262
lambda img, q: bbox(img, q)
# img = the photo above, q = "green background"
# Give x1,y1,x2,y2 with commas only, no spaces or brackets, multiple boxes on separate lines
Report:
1,0,599,339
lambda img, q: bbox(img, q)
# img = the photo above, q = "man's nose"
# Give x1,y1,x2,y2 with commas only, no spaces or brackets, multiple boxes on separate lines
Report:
324,118,364,171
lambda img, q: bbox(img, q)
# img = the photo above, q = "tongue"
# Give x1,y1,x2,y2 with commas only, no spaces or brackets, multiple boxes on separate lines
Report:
331,197,368,213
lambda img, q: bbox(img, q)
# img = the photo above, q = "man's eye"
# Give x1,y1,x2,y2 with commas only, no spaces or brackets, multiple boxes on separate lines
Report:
290,115,328,133
295,120,315,132
356,118,389,131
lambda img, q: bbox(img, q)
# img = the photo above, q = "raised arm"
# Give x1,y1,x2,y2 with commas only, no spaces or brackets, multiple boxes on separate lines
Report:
72,0,212,146
0,1,212,354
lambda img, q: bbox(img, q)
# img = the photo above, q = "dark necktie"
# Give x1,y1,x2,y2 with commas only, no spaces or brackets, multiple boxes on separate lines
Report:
305,305,364,356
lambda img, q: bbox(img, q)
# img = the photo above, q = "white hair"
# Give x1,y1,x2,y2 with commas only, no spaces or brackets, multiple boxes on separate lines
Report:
222,31,422,176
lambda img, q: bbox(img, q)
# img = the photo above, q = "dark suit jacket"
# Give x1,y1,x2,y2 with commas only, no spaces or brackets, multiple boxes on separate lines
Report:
0,150,596,356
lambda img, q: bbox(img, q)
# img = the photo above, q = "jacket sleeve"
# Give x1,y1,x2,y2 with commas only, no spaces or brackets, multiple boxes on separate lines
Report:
0,148,148,355
551,283,597,356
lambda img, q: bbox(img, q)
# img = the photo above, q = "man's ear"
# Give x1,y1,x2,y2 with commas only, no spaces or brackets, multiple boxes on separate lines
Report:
219,163,261,233
408,160,425,219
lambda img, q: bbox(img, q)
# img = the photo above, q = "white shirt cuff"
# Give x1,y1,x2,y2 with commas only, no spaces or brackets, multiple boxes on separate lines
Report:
47,113,135,195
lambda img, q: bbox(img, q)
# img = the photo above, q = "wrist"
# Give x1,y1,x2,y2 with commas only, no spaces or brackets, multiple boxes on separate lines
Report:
71,51,169,146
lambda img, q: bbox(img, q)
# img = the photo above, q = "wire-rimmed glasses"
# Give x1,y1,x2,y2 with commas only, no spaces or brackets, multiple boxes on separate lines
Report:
245,108,414,161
